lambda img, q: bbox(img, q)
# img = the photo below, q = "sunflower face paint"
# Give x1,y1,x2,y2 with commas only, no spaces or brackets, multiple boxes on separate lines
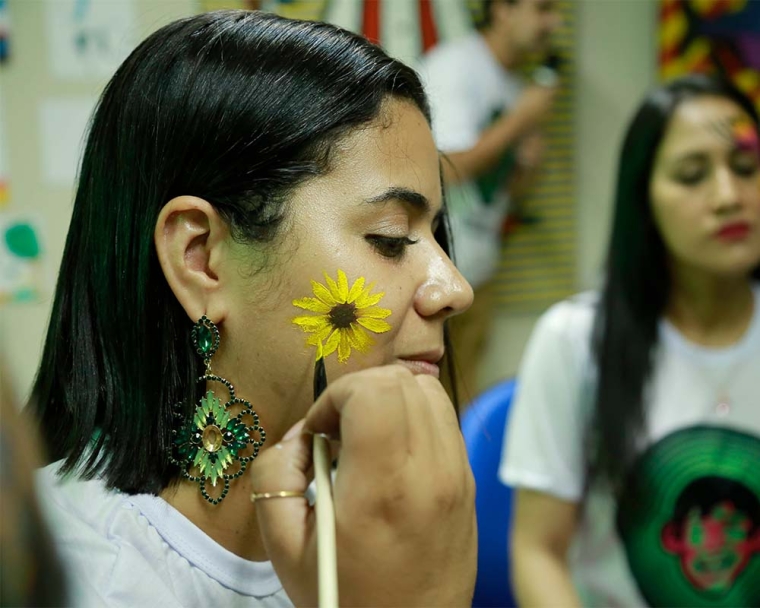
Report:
709,116,760,156
292,269,392,362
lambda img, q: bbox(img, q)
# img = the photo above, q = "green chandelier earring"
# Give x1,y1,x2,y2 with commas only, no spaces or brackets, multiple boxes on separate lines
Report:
170,315,266,505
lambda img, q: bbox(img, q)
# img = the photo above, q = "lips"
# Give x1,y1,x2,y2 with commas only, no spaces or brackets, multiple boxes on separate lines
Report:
397,349,444,378
716,222,751,241
397,359,441,378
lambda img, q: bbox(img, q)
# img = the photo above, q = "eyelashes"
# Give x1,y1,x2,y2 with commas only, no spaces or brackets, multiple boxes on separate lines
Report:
365,235,419,260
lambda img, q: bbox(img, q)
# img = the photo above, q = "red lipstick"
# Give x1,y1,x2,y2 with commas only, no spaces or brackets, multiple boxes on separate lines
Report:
716,222,750,241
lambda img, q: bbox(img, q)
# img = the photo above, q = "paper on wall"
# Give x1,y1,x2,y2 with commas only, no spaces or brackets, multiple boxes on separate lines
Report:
39,97,96,187
45,0,137,81
0,92,8,209
0,213,47,304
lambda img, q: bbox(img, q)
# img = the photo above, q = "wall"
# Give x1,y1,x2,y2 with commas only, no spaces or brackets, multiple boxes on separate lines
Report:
0,0,194,403
0,0,658,403
478,0,657,390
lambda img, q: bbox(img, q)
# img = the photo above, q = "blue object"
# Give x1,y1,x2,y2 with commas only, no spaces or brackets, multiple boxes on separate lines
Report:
461,379,517,608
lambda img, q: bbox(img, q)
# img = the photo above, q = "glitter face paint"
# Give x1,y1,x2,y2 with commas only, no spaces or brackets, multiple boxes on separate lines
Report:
709,116,760,156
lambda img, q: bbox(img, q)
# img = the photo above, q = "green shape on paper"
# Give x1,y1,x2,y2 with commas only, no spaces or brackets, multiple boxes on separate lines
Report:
5,223,40,259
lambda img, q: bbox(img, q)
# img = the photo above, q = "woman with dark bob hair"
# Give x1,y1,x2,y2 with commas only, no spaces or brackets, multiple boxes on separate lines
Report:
503,75,760,607
28,10,476,606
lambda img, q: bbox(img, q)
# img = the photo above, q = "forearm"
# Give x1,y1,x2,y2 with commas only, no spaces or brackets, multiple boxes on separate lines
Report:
442,113,531,184
512,543,581,608
507,164,540,208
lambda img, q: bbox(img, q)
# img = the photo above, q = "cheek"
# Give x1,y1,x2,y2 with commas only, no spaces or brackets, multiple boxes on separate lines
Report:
651,185,702,250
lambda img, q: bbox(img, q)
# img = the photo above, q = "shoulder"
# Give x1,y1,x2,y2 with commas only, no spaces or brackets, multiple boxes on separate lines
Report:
35,463,290,607
35,461,129,538
35,462,165,606
532,292,598,348
418,34,481,77
516,292,599,387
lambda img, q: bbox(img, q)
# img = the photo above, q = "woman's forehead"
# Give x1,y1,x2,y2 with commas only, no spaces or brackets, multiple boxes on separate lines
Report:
659,96,751,156
306,101,441,207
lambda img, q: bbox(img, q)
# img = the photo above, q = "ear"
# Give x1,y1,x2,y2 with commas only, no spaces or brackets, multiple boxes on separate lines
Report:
154,196,231,324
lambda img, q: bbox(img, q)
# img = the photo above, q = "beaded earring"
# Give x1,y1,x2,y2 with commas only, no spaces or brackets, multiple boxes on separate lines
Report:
170,316,266,504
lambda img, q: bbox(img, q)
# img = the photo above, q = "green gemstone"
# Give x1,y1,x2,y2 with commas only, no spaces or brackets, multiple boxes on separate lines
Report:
197,325,213,354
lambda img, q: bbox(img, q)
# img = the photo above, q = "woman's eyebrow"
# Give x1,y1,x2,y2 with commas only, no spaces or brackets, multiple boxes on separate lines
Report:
362,186,431,214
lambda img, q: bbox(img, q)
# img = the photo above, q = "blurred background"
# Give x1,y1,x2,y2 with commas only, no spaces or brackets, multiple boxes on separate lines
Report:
0,0,757,405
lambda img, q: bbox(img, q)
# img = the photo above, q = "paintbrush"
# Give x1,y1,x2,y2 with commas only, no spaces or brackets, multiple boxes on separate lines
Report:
312,357,338,607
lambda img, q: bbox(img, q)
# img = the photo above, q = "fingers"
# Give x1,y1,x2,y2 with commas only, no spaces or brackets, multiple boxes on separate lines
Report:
305,365,468,481
305,366,418,473
249,419,315,589
416,375,473,491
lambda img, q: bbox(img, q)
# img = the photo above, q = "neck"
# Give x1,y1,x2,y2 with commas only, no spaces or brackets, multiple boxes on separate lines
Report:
666,269,755,348
481,28,520,70
161,475,267,561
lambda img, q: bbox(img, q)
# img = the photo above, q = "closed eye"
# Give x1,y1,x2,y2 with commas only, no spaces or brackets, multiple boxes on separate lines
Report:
366,235,419,260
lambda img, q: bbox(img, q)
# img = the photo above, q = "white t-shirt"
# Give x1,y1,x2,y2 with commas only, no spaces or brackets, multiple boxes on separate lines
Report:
417,33,524,289
500,286,760,607
35,462,293,608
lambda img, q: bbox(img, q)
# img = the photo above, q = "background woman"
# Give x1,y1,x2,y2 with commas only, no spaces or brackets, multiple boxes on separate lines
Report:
28,10,476,607
502,75,760,607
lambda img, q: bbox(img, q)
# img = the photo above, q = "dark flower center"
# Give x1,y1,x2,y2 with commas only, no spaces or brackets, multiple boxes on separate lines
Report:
329,303,357,329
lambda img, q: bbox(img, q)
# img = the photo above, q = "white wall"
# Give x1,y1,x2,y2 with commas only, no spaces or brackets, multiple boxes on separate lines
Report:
0,0,658,403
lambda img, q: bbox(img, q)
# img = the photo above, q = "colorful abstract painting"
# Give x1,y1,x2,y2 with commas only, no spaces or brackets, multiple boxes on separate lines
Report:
660,0,760,110
0,0,8,64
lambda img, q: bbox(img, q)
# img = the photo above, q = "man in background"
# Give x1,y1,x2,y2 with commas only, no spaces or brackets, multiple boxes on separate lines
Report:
418,0,562,403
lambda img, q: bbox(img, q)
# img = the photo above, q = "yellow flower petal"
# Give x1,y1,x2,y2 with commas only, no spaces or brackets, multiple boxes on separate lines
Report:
355,288,385,308
347,277,366,303
358,306,391,319
292,315,330,332
348,325,373,353
357,317,392,334
336,269,349,300
315,339,324,361
313,323,334,342
292,297,331,313
323,329,341,358
324,272,342,301
311,280,338,306
337,332,351,362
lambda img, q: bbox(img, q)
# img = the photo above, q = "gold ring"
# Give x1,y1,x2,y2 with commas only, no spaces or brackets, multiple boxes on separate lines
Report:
250,490,306,504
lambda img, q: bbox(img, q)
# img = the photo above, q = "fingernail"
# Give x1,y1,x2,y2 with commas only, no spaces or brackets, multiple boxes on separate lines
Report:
283,419,306,441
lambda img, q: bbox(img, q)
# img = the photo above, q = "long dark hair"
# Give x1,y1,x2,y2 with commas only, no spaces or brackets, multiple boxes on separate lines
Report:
589,75,760,492
28,10,450,495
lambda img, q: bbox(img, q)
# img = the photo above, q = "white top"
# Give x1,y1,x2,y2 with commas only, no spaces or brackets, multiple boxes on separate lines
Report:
417,33,524,289
35,462,293,608
500,285,760,606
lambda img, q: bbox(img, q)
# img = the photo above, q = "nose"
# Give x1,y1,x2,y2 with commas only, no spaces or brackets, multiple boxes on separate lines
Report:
414,248,474,320
712,166,743,214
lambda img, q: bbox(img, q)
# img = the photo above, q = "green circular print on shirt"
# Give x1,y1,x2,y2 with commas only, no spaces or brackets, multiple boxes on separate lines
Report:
616,426,760,607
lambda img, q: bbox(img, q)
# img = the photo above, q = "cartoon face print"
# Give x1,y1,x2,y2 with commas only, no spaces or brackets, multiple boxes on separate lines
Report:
661,479,760,596
663,500,760,594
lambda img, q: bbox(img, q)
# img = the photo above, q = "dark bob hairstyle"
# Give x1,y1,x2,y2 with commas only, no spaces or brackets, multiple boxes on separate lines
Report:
589,74,760,493
28,10,449,495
